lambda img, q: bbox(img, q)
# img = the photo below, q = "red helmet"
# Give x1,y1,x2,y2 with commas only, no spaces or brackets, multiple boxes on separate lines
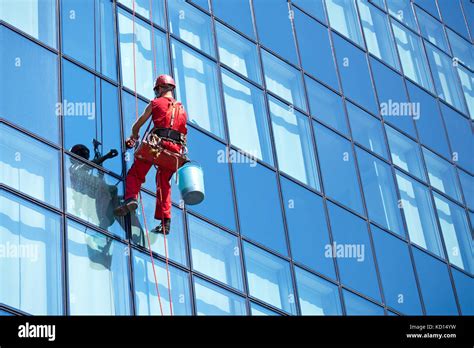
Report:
154,74,176,89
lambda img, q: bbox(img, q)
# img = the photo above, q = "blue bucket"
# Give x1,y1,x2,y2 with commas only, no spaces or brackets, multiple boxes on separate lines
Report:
178,162,205,205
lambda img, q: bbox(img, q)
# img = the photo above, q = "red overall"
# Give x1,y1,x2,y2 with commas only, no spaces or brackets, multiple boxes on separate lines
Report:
124,97,187,219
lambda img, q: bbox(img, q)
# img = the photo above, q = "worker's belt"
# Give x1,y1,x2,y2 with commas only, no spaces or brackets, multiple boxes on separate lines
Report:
152,127,186,144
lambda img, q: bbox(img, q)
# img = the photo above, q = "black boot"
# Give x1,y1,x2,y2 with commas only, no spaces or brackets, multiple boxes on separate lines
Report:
113,198,138,216
151,218,171,235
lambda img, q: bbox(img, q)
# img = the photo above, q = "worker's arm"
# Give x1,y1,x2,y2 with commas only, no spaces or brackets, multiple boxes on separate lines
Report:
130,102,153,139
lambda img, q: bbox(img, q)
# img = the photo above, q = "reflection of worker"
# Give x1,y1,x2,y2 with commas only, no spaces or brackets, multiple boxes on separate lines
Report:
114,75,188,235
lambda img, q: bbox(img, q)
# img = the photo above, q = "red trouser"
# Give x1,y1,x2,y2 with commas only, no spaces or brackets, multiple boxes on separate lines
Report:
124,141,181,220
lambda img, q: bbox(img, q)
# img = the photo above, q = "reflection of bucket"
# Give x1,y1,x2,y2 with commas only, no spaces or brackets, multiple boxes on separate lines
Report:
178,162,205,205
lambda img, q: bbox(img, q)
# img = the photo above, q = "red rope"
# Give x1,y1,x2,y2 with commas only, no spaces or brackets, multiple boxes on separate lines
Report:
132,0,164,316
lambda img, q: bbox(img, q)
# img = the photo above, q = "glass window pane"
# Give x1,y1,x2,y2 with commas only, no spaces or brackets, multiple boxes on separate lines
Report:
327,202,381,301
372,225,422,314
452,268,474,315
118,8,169,100
347,101,388,159
325,0,364,47
62,0,117,80
0,309,14,316
0,191,62,315
212,0,255,39
186,127,236,230
244,242,297,314
131,192,187,266
415,6,448,52
0,124,60,208
314,122,364,215
194,277,246,315
386,125,426,181
295,266,342,315
391,19,433,92
458,169,474,210
188,0,209,11
437,0,470,39
67,220,130,315
395,170,443,257
270,96,319,189
306,75,348,136
447,28,473,70
333,34,378,115
216,23,261,84
423,148,462,202
386,0,417,30
253,0,298,64
358,0,400,70
413,248,458,315
222,69,273,164
425,42,467,114
343,290,385,315
293,0,326,23
406,81,450,158
1,26,59,143
188,215,243,291
118,0,165,27
250,302,280,315
172,39,225,138
433,193,473,274
356,147,405,237
294,9,338,90
133,250,192,315
168,0,214,56
232,158,287,255
64,154,126,239
0,0,56,48
441,103,473,173
370,57,416,137
457,64,474,119
281,177,335,279
261,49,307,111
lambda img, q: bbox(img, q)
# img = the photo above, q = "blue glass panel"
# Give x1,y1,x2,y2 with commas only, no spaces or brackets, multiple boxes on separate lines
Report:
222,69,273,164
456,65,474,119
437,0,469,39
67,220,130,315
232,157,287,255
186,127,236,230
118,0,165,27
413,247,458,314
189,0,209,10
0,190,62,315
305,75,348,135
314,122,364,215
412,0,439,19
244,242,297,314
250,302,280,316
327,202,381,301
358,0,400,70
253,0,298,64
452,268,474,315
133,250,192,315
270,96,319,189
295,267,342,315
356,147,405,237
194,276,246,315
343,290,385,315
0,123,60,208
325,0,364,47
188,214,243,291
0,0,56,48
212,0,255,39
0,310,13,316
406,81,450,158
0,26,59,143
333,34,378,115
433,193,473,274
371,225,422,314
386,0,417,30
447,28,473,70
216,23,261,84
131,192,187,266
294,9,338,90
168,0,215,56
415,6,448,52
458,169,474,210
396,170,443,257
370,57,416,137
293,0,326,23
172,39,225,138
281,177,335,279
261,49,307,111
347,101,388,159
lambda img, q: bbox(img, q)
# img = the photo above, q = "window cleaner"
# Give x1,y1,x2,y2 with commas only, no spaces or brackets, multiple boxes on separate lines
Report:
113,74,188,235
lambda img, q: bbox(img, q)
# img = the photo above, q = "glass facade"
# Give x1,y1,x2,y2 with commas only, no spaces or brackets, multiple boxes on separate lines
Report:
0,0,472,317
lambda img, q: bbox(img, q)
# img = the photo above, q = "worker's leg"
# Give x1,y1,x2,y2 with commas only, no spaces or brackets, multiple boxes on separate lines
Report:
155,166,174,220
